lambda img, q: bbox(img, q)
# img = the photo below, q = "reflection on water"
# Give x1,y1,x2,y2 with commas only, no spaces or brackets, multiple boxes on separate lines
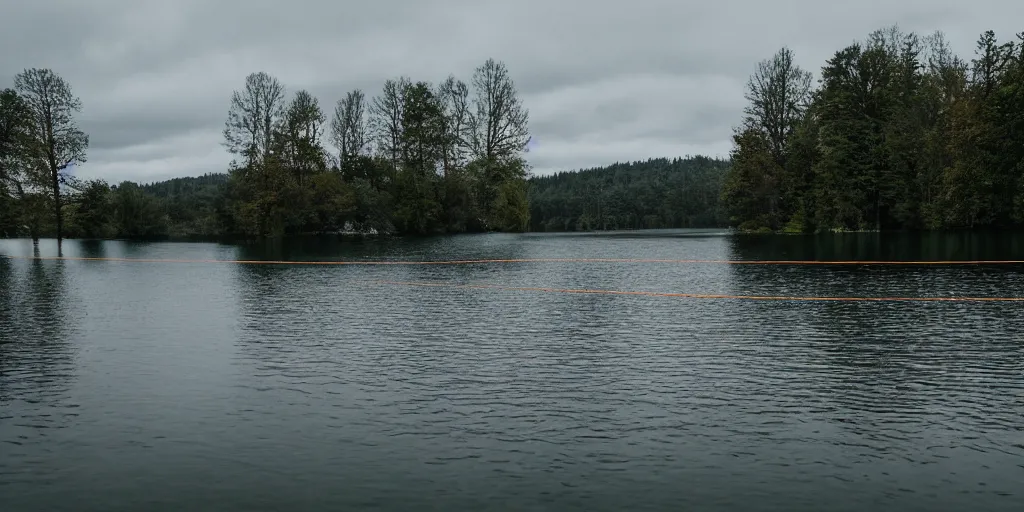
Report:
0,256,79,451
727,231,1024,262
0,232,1023,512
76,240,107,260
231,233,536,263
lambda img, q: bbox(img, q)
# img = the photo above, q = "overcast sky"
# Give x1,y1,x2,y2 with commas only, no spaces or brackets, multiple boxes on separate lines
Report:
1,0,1021,183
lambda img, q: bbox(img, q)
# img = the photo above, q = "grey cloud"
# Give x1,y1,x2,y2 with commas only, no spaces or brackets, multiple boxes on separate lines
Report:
2,0,1022,183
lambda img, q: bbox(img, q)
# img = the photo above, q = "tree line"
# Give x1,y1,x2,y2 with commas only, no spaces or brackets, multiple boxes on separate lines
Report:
57,154,731,238
722,27,1024,232
8,26,1022,241
0,58,533,240
528,156,730,231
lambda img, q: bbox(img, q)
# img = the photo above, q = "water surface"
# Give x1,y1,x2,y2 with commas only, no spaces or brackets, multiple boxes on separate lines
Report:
2,231,1023,511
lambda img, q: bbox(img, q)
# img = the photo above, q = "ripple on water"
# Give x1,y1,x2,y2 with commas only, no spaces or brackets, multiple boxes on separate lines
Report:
1,234,1023,511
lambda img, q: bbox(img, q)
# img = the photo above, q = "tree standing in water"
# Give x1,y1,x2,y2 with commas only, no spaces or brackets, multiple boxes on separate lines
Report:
13,68,89,244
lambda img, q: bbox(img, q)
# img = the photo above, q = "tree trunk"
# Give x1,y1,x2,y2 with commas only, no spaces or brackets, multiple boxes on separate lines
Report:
53,168,62,243
13,181,38,241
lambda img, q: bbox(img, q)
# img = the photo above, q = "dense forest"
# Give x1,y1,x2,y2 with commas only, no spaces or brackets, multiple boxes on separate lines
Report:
722,27,1024,232
0,58,533,240
528,156,730,231
45,155,731,238
4,25,1023,240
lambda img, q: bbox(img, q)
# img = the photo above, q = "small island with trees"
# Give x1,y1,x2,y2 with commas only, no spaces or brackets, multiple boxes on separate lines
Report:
1,58,534,240
1,26,1022,241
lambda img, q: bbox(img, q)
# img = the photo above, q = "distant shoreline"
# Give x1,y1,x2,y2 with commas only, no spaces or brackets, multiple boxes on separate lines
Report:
9,226,1024,245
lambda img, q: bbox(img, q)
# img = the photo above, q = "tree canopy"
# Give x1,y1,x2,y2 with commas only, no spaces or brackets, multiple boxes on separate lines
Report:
528,157,730,231
723,27,1024,232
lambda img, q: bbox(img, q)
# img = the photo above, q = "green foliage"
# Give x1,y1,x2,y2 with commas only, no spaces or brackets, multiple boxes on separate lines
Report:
0,88,36,237
14,68,89,242
0,88,32,175
112,182,169,238
0,190,25,237
723,27,1024,232
723,129,783,230
67,180,115,238
392,169,444,235
50,179,173,239
492,179,530,232
141,173,228,237
228,159,295,237
441,168,478,232
309,172,357,232
530,157,730,231
206,61,537,238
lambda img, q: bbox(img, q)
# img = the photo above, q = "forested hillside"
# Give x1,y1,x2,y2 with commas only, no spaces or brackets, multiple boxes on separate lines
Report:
140,174,229,237
528,157,730,231
722,27,1024,232
25,174,231,240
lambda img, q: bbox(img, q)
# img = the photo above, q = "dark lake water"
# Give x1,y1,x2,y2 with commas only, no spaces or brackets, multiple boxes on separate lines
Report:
2,230,1023,511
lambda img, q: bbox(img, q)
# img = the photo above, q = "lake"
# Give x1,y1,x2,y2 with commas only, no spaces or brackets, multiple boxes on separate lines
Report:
2,230,1023,511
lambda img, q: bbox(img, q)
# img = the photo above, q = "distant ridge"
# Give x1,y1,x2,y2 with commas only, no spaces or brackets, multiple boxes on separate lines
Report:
527,156,731,232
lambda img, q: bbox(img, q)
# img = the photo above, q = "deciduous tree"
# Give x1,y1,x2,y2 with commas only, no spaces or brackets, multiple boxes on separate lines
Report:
330,89,368,167
223,71,286,167
468,58,530,162
279,89,327,185
370,77,410,170
14,68,89,243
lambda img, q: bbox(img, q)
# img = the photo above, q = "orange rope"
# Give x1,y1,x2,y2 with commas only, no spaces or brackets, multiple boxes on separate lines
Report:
369,280,1024,302
4,255,1024,266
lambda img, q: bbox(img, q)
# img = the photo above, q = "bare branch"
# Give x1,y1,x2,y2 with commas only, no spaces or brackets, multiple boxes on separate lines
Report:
369,77,410,167
469,58,530,162
331,89,368,165
223,71,286,166
742,47,813,164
